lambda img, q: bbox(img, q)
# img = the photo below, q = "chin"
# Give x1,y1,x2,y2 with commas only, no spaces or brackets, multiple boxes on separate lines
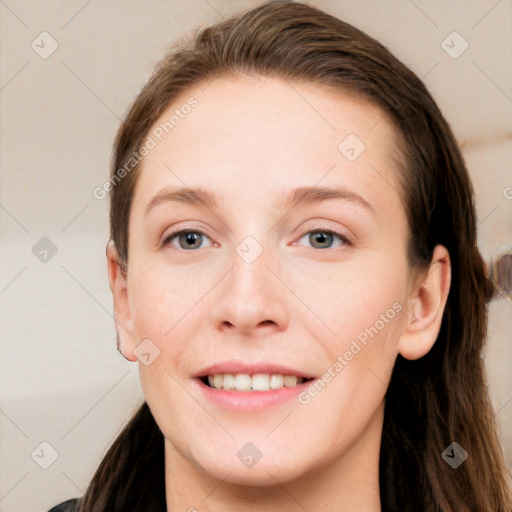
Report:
189,444,313,487
204,459,304,487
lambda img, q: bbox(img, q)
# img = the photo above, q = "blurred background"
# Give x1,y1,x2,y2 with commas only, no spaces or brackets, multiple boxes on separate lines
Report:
1,1,511,510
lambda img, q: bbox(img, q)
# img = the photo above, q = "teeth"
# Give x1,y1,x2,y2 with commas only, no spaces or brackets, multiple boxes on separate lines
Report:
270,374,284,389
235,373,252,391
204,373,306,391
251,373,270,391
213,374,223,389
284,375,297,387
223,373,236,389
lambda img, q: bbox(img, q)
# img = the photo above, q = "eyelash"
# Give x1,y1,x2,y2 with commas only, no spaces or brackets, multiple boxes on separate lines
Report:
161,226,354,250
298,227,355,248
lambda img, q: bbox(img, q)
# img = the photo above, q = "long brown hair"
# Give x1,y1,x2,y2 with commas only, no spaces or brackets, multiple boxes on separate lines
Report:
79,1,512,510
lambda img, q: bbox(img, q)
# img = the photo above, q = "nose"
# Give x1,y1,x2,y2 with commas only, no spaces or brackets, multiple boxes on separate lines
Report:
209,240,290,336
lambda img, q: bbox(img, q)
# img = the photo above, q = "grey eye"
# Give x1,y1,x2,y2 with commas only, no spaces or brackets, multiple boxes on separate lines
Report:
296,230,348,249
163,230,213,250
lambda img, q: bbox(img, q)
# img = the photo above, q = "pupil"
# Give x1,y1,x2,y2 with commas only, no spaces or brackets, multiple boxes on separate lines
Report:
312,231,331,248
183,232,200,249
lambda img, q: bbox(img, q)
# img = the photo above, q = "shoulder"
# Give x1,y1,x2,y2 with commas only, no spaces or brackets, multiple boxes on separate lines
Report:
47,497,81,512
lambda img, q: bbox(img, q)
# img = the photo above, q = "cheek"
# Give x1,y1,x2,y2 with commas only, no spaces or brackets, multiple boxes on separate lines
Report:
291,253,407,415
128,260,207,339
128,260,214,395
128,264,191,407
295,309,403,458
289,249,408,346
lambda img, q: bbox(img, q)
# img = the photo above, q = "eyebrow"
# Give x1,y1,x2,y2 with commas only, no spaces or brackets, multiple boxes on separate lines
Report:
144,185,375,217
274,185,375,214
145,186,219,216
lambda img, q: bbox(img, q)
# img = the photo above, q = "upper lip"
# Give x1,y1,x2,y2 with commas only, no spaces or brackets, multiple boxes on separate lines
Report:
193,359,315,379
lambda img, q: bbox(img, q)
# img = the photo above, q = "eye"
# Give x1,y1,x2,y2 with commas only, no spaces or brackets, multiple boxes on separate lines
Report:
162,227,352,251
295,228,353,249
162,228,213,250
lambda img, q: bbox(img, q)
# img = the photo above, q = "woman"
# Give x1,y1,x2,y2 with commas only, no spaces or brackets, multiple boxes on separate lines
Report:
49,1,512,510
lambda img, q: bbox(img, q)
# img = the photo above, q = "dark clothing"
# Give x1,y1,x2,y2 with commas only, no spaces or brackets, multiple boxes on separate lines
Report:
47,498,81,512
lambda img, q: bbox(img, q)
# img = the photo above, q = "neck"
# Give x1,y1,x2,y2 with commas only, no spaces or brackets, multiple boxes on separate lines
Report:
165,405,383,512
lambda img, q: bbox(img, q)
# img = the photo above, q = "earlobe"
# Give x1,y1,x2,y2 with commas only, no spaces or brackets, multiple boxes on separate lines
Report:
106,240,137,362
398,245,451,360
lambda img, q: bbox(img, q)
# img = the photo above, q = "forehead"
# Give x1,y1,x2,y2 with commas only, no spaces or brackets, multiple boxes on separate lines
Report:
132,75,404,215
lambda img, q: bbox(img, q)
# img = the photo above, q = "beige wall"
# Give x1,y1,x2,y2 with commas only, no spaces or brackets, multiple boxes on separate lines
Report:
1,1,510,510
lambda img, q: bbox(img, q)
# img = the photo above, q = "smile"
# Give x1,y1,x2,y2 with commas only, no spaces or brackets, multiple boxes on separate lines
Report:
201,373,311,391
192,360,317,410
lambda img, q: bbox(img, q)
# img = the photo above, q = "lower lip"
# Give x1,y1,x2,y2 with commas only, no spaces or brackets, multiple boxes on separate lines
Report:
193,377,315,411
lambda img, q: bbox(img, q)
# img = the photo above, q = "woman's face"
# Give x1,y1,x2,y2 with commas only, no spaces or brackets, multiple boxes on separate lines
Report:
121,75,414,485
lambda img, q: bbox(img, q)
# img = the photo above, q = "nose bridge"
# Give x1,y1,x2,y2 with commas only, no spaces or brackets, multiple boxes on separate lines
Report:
232,234,270,293
210,233,289,332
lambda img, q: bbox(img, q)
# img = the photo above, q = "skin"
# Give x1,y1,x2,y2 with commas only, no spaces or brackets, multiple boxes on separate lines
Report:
107,75,451,511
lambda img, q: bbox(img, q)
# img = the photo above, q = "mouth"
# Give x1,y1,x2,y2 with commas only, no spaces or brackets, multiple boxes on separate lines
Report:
192,360,317,410
199,373,314,392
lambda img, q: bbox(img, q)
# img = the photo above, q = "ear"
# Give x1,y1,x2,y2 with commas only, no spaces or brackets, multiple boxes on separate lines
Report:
106,240,137,362
398,244,451,360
